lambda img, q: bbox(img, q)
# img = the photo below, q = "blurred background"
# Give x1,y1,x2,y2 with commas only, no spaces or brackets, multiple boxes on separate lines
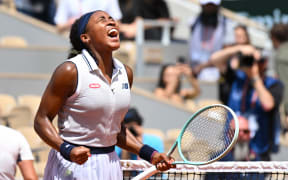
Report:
0,0,288,178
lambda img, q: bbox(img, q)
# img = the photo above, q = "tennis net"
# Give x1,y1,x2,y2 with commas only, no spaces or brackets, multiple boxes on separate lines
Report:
121,160,288,180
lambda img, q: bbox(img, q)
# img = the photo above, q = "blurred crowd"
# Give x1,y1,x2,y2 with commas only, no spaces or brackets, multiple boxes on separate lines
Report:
2,0,174,40
1,0,288,178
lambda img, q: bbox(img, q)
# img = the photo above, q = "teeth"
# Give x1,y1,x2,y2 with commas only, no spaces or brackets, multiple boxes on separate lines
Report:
109,29,117,33
108,29,118,36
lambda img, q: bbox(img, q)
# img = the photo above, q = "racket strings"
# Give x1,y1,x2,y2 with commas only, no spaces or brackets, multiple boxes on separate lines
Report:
179,106,235,162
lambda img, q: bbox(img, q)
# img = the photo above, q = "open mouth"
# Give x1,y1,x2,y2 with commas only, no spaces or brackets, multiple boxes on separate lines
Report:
108,29,118,38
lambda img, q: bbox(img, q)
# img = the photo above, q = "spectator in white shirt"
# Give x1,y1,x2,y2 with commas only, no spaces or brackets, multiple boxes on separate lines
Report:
0,125,37,180
54,0,122,33
188,0,234,82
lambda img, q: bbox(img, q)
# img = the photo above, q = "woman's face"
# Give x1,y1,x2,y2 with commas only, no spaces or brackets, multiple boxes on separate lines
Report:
84,11,120,51
234,27,249,45
163,66,179,83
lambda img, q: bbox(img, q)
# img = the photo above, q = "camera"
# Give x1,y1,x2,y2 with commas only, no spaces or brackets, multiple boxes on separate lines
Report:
177,56,187,64
238,52,255,67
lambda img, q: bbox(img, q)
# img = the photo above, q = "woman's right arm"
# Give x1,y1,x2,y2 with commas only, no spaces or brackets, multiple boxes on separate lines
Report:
34,62,77,151
34,62,90,164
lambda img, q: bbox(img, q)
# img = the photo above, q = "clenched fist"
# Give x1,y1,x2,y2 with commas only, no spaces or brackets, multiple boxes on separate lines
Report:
151,152,176,171
70,146,91,165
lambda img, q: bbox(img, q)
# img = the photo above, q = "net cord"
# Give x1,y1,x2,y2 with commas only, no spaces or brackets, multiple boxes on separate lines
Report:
121,160,288,173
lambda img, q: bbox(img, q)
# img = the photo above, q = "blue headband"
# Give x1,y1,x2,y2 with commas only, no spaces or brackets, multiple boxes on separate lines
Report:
78,11,95,38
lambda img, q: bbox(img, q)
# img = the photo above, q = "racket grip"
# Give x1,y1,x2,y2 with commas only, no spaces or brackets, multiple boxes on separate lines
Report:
132,166,158,180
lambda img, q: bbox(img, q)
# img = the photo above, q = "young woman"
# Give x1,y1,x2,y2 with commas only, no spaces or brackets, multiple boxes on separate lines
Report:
154,63,200,104
34,10,174,180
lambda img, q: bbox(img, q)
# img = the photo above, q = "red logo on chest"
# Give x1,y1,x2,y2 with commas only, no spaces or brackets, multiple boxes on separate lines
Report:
89,83,101,88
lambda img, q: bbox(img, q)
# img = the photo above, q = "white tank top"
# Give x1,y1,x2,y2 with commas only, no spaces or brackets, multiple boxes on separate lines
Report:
58,49,131,147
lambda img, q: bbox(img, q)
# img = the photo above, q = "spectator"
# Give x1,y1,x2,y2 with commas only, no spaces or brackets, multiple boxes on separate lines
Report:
195,25,252,105
119,0,174,41
14,0,56,25
118,0,136,40
54,0,122,33
189,0,234,82
115,108,164,160
219,25,251,105
206,116,255,180
270,23,288,137
0,125,38,180
233,25,250,46
230,116,252,161
210,45,284,161
154,62,200,105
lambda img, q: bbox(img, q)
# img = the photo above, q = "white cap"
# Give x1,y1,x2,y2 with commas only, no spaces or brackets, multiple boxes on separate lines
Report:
199,0,221,5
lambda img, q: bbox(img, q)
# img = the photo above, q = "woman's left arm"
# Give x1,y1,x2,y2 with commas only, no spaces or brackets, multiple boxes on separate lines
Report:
119,65,175,170
116,122,174,170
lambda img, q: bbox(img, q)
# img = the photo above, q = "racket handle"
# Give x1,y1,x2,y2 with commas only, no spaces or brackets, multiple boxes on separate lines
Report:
132,166,158,180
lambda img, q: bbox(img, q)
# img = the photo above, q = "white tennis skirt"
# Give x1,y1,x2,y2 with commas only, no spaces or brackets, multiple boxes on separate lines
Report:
43,149,123,180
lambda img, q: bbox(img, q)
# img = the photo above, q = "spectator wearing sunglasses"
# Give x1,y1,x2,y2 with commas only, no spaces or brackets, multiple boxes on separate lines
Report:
230,116,251,161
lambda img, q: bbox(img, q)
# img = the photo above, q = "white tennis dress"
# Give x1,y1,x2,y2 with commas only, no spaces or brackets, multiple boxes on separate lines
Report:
43,49,131,180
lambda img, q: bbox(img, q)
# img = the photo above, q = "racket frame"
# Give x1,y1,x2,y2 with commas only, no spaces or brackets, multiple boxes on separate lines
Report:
131,104,239,180
172,104,239,165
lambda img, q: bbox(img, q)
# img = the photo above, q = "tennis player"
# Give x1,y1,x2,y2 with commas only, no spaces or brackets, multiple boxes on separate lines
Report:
34,10,174,180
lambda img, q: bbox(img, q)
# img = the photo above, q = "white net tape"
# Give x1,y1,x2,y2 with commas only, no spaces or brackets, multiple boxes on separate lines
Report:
121,160,288,173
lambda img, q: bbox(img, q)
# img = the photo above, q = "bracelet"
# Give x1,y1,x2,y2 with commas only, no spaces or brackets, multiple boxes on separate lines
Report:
60,142,75,161
139,144,157,163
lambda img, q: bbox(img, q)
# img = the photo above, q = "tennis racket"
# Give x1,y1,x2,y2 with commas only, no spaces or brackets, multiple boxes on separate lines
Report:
132,104,239,180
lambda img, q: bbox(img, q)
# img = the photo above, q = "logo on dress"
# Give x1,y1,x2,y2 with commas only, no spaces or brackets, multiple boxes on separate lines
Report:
89,83,101,88
122,83,129,89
